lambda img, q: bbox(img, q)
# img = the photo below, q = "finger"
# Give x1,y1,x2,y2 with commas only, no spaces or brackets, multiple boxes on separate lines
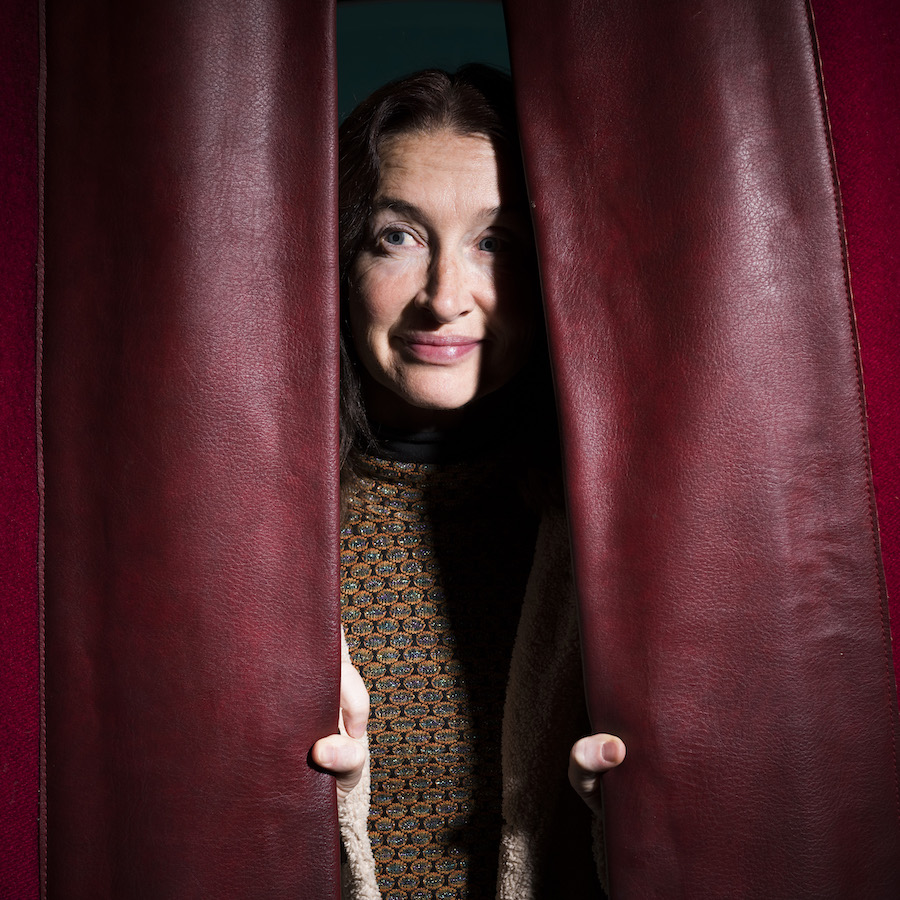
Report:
340,660,370,739
568,734,626,814
311,734,367,797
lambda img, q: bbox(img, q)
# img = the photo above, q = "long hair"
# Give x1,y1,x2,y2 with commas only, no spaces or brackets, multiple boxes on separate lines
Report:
338,66,558,501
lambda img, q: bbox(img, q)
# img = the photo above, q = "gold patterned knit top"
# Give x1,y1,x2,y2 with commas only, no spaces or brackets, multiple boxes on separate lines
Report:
341,449,538,900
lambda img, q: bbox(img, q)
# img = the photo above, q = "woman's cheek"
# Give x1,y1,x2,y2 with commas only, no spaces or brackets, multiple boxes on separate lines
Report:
358,261,419,324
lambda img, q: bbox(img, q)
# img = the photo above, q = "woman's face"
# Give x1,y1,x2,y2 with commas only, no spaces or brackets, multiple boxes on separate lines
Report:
348,129,537,429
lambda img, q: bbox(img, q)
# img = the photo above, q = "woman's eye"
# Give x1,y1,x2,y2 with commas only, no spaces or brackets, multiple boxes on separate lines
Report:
383,230,410,246
478,236,502,252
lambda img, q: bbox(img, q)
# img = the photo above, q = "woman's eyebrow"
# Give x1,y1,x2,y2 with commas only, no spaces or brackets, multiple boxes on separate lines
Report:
372,198,515,223
485,205,529,224
371,197,423,219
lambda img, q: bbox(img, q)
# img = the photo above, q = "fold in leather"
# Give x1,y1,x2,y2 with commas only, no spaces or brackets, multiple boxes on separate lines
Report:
41,1,340,895
504,0,900,895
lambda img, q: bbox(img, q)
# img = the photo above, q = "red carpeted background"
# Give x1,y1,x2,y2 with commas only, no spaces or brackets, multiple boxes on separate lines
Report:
0,0,897,895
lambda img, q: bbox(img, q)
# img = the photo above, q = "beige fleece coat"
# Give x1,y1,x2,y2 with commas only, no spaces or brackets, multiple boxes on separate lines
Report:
338,510,605,899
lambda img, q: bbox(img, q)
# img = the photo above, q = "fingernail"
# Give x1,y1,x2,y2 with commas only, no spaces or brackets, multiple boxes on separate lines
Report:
319,745,335,766
601,740,619,764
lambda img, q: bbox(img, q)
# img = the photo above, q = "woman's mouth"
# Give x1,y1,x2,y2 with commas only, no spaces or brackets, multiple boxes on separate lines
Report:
398,334,482,363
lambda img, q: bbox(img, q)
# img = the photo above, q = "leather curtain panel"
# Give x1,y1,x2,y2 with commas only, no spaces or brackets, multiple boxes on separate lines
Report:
41,1,341,897
504,0,900,896
1,0,895,897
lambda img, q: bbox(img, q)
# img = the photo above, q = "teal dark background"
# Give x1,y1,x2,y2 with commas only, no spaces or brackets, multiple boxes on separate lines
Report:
337,1,510,120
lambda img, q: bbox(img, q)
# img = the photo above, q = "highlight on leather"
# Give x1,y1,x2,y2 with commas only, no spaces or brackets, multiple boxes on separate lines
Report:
504,0,900,895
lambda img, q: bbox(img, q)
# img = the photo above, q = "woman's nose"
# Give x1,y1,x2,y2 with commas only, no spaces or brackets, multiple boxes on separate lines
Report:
417,251,474,322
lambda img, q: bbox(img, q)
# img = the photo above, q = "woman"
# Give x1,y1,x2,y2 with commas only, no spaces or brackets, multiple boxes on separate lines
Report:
312,66,625,900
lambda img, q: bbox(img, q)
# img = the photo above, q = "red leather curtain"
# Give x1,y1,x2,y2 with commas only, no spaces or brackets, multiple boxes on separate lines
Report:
504,0,900,896
41,1,340,896
2,0,897,896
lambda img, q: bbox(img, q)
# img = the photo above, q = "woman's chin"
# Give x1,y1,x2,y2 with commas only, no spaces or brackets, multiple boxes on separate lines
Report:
396,393,476,428
362,367,513,429
368,386,478,430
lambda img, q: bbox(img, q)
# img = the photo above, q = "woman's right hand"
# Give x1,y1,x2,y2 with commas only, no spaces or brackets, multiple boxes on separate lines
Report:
311,656,370,799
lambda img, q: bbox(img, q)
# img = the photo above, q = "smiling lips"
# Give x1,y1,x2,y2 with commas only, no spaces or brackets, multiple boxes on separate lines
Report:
398,333,482,363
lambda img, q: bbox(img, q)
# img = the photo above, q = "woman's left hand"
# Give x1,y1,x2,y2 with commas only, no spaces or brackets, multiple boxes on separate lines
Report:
568,734,626,815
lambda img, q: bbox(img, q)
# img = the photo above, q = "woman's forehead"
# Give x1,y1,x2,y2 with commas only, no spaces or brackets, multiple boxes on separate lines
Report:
378,130,496,173
374,130,524,213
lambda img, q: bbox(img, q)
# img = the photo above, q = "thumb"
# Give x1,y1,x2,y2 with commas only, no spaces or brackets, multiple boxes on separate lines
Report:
568,734,626,815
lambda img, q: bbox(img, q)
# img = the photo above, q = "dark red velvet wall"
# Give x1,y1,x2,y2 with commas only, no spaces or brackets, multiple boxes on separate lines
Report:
0,0,40,897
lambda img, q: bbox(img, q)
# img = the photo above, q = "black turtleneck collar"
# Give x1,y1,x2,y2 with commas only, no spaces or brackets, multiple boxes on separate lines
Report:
363,388,520,465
